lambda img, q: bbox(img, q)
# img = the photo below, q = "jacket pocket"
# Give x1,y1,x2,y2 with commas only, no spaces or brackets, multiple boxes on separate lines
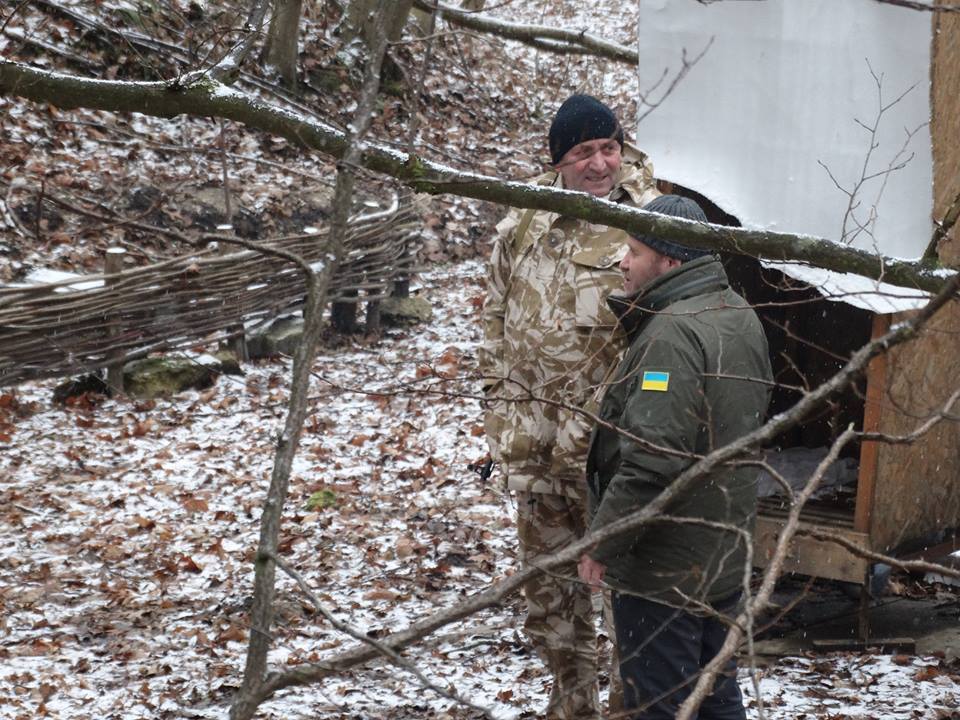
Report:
571,245,624,329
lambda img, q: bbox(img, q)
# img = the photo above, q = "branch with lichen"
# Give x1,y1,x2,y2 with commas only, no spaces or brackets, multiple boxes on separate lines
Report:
0,59,954,295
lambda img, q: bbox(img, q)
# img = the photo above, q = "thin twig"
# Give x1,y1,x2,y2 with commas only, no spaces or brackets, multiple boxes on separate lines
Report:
272,554,495,718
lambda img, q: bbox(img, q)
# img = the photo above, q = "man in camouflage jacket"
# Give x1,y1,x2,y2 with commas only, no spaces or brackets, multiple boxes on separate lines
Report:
480,95,659,720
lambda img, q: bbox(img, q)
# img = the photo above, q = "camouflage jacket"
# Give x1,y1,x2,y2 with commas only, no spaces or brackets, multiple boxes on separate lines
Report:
480,144,660,499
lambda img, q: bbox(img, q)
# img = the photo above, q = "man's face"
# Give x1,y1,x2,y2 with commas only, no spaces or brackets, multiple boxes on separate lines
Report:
620,236,679,295
556,138,622,197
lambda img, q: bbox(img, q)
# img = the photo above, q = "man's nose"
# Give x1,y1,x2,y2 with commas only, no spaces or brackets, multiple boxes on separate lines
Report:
587,149,606,170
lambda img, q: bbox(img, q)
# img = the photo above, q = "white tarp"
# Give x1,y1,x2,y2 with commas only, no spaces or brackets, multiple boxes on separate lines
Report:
636,0,935,311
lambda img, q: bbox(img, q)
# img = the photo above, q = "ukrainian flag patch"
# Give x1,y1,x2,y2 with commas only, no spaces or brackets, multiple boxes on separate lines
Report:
640,371,670,392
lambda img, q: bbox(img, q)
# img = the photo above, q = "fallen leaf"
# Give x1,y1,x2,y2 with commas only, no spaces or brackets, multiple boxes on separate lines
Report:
182,496,209,513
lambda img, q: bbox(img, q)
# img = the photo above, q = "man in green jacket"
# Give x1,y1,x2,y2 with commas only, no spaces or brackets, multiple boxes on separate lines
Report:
578,195,773,719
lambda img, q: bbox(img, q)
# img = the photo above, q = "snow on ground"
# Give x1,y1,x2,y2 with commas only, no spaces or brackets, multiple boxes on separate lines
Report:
2,1,960,717
2,260,960,719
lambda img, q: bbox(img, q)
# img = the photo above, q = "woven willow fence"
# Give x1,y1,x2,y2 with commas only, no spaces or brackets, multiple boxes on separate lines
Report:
0,192,420,386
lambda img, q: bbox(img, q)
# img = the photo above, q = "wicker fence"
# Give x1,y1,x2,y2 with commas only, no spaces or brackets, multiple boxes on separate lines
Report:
0,192,420,387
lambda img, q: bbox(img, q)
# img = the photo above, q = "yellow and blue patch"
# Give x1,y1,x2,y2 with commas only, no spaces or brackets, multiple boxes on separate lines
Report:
640,370,670,392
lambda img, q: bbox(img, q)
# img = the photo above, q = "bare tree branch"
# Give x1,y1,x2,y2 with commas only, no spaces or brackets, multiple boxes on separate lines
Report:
924,187,960,260
797,528,960,579
0,59,953,294
272,554,495,717
637,39,714,124
411,0,639,64
677,426,858,720
242,263,960,711
230,2,394,717
204,0,272,82
679,381,960,718
872,0,960,11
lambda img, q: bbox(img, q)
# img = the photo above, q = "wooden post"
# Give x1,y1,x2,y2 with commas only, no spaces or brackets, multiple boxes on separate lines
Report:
858,568,872,641
217,225,249,361
365,292,381,334
331,290,359,333
105,247,126,395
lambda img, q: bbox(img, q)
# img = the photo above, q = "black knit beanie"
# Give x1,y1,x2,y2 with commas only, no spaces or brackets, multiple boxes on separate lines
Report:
549,94,624,165
635,195,711,262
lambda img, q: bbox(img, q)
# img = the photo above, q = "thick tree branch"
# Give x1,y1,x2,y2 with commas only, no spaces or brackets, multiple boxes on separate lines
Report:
1,59,953,293
244,264,960,710
411,0,638,65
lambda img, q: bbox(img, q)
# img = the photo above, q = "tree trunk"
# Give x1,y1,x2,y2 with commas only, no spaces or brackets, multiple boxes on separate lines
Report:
342,0,413,46
261,0,304,89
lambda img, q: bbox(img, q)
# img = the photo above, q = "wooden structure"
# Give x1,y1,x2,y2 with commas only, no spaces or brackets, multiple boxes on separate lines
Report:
753,306,960,587
753,2,960,593
642,0,960,602
0,192,420,387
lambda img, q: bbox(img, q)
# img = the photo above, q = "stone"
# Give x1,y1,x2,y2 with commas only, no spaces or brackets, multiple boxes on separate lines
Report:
380,296,433,327
246,316,305,358
123,355,223,399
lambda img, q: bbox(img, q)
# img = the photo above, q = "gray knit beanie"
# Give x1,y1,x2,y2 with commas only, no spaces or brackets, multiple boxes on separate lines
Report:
634,195,711,262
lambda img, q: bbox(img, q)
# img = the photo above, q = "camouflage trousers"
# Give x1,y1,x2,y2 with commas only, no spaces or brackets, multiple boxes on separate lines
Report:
516,490,623,720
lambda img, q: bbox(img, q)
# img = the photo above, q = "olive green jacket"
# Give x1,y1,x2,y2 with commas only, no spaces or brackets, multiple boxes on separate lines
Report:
586,256,773,605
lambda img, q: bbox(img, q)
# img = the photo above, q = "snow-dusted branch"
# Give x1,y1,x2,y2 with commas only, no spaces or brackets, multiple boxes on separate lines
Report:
0,59,953,293
272,554,495,718
201,0,272,82
243,264,960,710
678,383,960,718
676,426,858,720
411,0,638,65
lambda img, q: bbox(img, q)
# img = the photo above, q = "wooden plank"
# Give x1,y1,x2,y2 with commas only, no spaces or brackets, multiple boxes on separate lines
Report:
871,302,960,553
855,313,890,534
813,638,915,654
758,500,855,528
754,515,870,583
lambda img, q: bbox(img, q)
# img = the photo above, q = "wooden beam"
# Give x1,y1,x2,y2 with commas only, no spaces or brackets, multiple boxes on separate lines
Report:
754,515,871,583
854,313,891,534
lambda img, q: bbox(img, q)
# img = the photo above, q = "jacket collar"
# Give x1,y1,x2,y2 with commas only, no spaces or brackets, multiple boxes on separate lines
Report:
608,256,729,338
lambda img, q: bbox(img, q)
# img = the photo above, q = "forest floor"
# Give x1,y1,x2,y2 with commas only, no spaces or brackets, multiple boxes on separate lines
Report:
3,0,960,718
4,261,960,719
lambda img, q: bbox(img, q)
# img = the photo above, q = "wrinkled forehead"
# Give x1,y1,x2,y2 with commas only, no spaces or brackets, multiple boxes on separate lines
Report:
563,137,622,157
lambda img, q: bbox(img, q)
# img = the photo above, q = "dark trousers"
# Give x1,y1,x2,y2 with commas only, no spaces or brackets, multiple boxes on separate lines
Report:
612,592,745,720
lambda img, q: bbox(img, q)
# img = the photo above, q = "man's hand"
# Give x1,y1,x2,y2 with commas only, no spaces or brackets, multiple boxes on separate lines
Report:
578,554,606,591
